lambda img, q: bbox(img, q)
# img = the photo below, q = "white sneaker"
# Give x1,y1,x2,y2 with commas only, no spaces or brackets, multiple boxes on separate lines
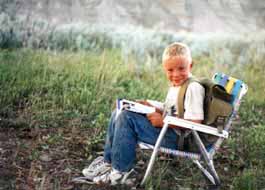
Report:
93,168,137,186
82,156,111,180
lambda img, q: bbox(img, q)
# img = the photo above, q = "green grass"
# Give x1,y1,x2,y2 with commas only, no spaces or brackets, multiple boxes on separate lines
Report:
0,49,166,129
0,48,265,189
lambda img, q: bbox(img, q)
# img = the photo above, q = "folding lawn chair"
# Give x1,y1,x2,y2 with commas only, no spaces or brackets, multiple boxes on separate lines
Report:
138,73,248,186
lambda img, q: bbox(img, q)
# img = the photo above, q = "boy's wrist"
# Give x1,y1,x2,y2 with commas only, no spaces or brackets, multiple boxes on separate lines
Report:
155,107,163,114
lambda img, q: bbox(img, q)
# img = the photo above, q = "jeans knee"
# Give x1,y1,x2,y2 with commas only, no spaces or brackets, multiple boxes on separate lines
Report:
116,110,130,122
110,110,117,118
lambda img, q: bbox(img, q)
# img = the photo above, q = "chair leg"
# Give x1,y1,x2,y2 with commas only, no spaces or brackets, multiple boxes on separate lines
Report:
208,160,221,185
193,160,216,184
140,123,169,186
191,130,221,185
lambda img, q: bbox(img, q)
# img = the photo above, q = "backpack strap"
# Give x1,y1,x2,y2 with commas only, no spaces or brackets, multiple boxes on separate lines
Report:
177,77,196,118
176,77,197,150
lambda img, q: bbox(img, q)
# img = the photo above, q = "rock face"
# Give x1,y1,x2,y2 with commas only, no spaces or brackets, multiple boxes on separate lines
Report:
0,0,264,32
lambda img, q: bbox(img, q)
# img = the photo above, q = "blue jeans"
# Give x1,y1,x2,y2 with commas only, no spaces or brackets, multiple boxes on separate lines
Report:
103,110,178,172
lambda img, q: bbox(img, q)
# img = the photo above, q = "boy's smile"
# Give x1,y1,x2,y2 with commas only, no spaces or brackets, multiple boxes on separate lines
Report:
163,56,192,86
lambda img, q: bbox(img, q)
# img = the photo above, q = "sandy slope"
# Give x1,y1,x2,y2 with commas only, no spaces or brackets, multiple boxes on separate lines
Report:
1,0,264,32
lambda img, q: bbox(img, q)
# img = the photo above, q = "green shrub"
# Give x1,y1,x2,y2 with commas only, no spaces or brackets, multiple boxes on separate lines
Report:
232,168,265,190
1,12,265,71
241,125,265,164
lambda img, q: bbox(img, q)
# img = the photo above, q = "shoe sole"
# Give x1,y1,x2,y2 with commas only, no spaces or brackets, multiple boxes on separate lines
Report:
72,176,96,184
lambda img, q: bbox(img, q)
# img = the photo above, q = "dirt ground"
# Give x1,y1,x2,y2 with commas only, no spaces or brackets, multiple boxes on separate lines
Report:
0,125,228,190
0,126,140,190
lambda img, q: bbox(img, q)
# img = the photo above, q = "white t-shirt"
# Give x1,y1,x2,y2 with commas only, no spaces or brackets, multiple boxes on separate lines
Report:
164,82,205,120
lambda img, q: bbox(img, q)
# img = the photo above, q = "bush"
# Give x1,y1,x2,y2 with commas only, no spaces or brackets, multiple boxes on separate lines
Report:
241,125,265,164
232,168,265,190
1,12,265,70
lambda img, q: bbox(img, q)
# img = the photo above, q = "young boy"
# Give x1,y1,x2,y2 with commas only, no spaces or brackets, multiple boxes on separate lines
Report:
82,42,205,185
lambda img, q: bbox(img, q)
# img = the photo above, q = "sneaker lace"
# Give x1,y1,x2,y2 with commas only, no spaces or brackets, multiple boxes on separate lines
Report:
93,170,112,184
90,160,109,171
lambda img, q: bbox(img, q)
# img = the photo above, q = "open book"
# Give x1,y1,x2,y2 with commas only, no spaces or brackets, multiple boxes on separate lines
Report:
116,99,156,119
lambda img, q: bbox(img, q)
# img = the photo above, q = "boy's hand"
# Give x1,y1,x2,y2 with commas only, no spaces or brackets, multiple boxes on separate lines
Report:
147,112,163,127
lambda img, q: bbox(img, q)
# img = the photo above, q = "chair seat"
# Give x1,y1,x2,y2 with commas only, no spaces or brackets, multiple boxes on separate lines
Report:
138,141,201,160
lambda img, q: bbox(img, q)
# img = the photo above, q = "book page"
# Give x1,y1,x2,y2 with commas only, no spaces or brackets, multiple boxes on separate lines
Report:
116,99,155,119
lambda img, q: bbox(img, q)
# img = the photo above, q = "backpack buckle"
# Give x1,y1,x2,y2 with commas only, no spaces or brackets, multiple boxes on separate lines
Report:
215,116,226,133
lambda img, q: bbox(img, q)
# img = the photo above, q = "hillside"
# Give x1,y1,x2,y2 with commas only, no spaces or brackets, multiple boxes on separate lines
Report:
1,0,264,33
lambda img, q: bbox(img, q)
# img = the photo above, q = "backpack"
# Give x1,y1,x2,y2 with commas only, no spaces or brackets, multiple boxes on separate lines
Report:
176,77,233,152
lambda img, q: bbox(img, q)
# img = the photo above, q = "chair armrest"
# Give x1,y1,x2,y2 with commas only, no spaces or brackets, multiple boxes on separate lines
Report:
163,116,228,138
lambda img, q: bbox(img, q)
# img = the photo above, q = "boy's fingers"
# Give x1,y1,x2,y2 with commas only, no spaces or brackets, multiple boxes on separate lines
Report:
147,113,162,122
147,113,155,122
146,113,151,120
149,112,161,117
147,112,155,118
136,100,152,107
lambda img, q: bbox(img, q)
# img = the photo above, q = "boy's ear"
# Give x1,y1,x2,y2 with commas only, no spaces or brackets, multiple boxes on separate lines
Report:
190,61,193,69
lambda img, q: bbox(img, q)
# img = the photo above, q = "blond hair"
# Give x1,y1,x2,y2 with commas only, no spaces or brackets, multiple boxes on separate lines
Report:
162,42,192,63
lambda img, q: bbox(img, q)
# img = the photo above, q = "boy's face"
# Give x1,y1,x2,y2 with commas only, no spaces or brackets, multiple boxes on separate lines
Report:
163,56,192,86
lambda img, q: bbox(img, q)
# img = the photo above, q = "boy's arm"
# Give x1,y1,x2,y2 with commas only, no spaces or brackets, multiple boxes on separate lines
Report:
187,119,202,124
182,82,205,123
147,112,164,127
